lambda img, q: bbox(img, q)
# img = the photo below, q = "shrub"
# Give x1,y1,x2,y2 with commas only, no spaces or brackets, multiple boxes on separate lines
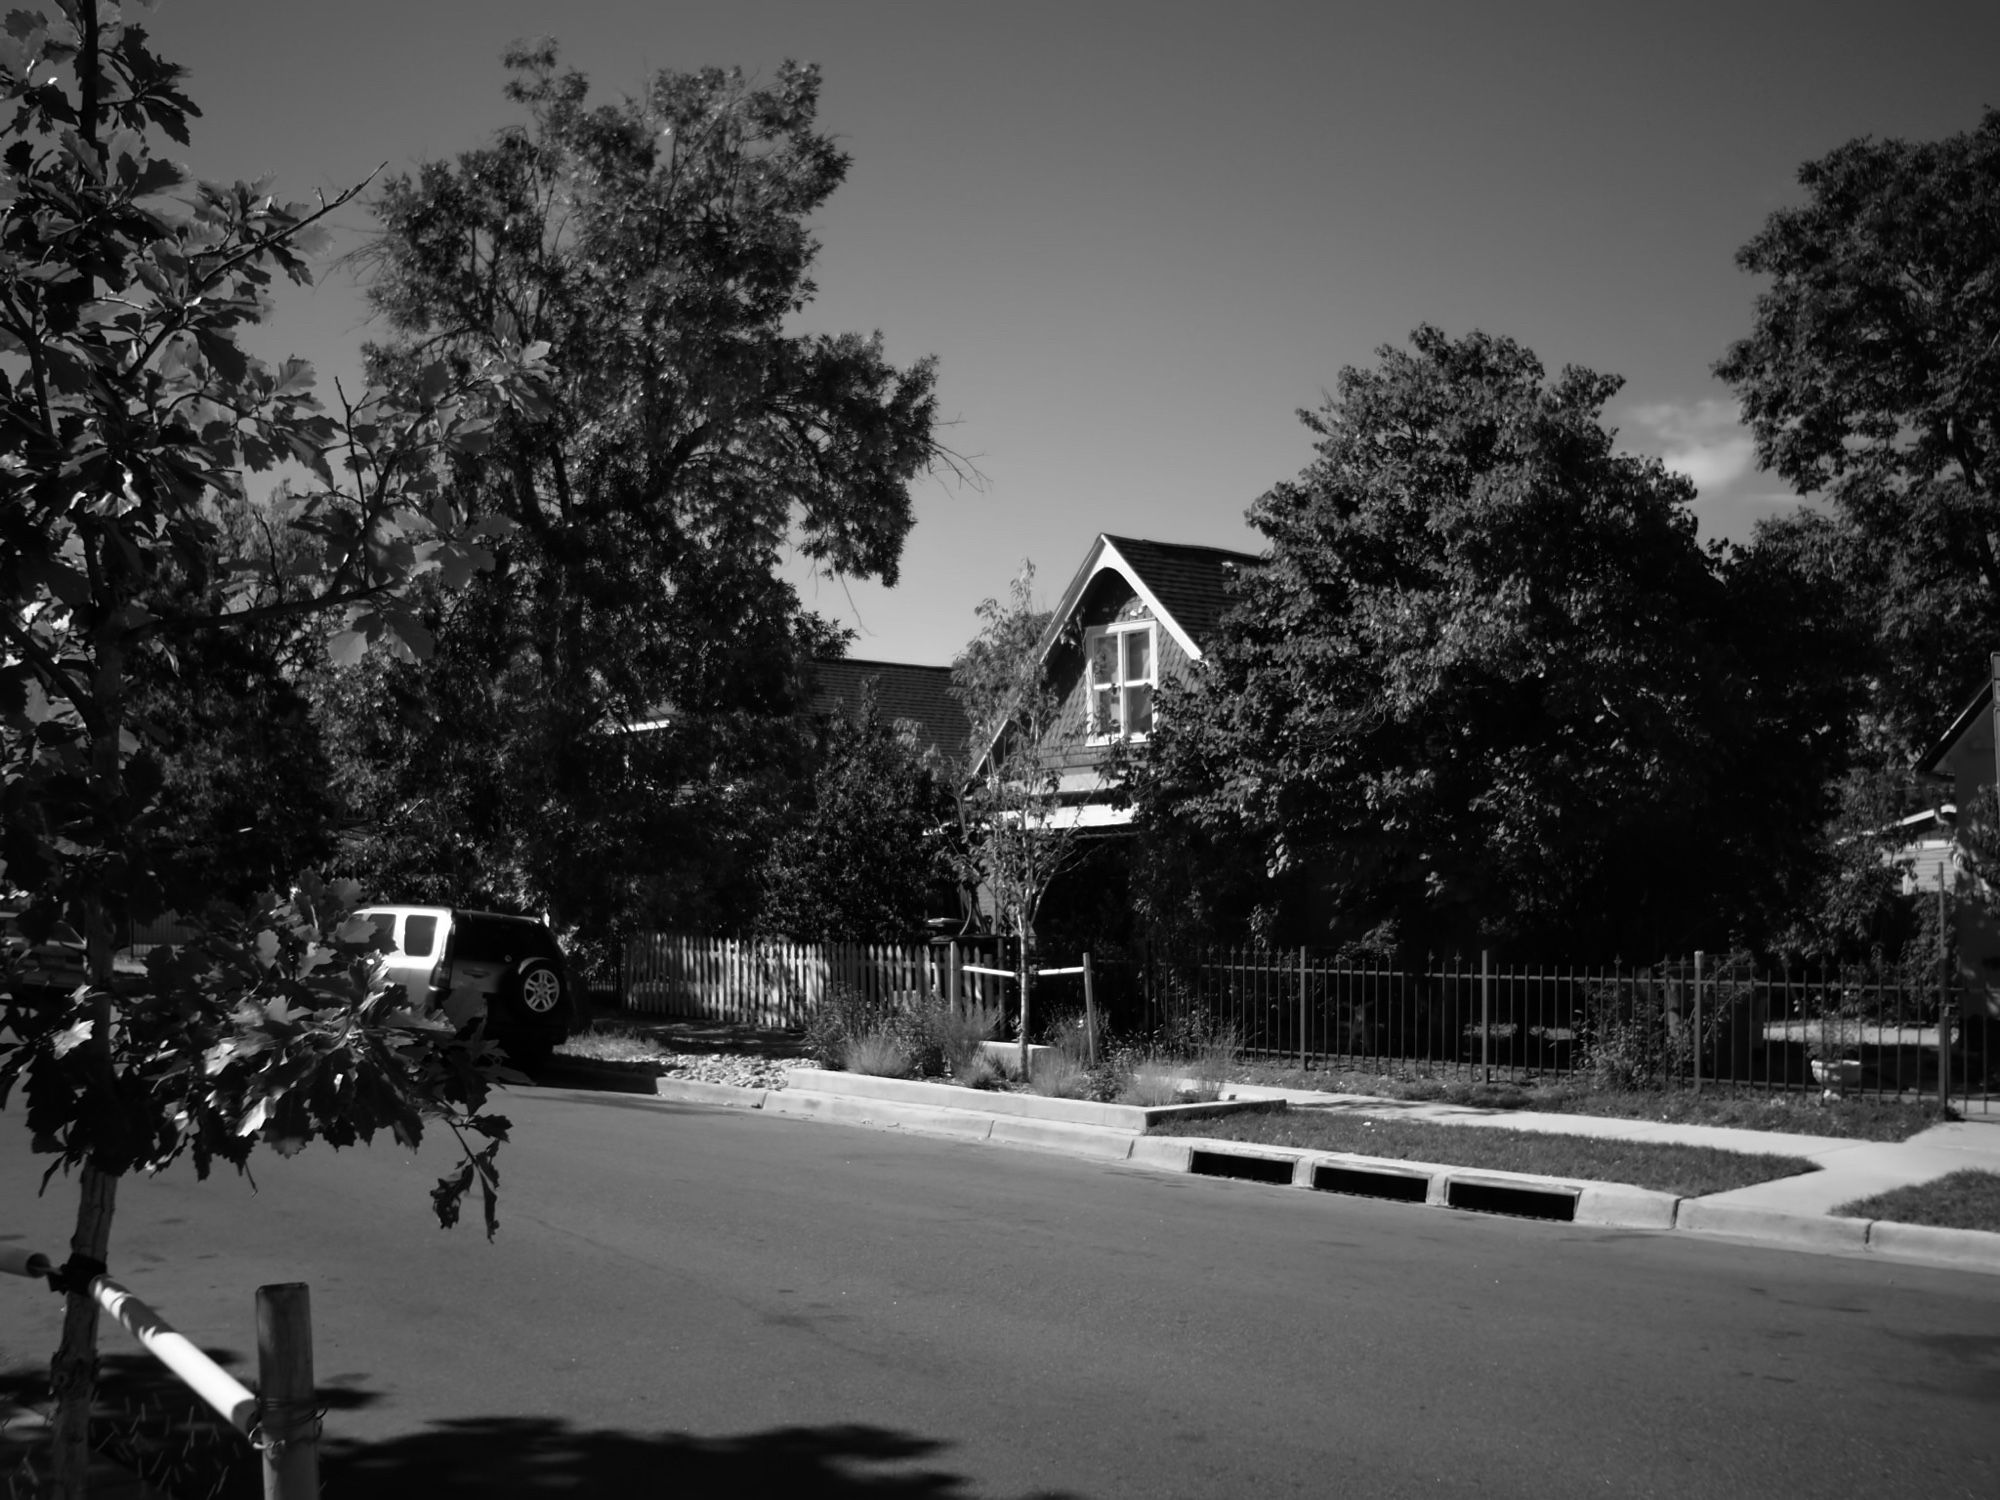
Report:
843,1028,913,1077
1120,1056,1186,1106
802,980,898,1068
1026,1048,1092,1098
927,999,1004,1079
955,1050,1003,1089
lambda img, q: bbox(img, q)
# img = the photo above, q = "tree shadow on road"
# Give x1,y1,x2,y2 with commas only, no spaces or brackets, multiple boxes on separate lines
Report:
323,1417,1084,1499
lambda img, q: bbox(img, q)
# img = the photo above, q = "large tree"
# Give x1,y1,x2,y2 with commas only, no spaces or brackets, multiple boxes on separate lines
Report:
0,7,531,1490
1716,107,2000,751
756,681,955,942
1134,326,1848,958
336,44,947,945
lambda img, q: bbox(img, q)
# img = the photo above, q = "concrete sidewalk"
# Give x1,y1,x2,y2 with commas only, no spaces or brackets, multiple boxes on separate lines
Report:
1190,1081,2000,1269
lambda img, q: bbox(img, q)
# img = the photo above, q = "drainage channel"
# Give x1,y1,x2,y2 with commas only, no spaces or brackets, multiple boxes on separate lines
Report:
1444,1179,1578,1222
1188,1149,1581,1225
1189,1149,1296,1185
1310,1163,1430,1204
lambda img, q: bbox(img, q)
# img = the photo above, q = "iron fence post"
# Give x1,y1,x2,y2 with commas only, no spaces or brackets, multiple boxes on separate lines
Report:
1299,947,1308,1072
1940,879,1953,1111
1692,950,1704,1095
1481,949,1492,1085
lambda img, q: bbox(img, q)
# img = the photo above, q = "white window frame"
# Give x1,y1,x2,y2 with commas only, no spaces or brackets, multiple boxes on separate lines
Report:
1084,620,1158,743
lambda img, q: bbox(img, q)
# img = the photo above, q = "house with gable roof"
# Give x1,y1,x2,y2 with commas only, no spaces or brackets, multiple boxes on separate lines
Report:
1921,653,2000,1036
1015,532,1261,831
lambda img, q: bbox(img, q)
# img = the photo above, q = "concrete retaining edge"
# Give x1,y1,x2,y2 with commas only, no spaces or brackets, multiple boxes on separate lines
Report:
781,1067,1279,1132
654,1079,768,1109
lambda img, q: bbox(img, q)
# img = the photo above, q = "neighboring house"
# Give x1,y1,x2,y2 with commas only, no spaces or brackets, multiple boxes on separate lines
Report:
1921,653,2000,1021
1024,533,1262,830
807,657,968,765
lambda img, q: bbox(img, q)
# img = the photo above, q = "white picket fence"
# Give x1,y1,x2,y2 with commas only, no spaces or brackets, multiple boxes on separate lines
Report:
621,934,1009,1028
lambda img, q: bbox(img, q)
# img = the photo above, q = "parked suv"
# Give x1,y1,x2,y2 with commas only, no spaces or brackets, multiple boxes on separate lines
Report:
357,905,574,1067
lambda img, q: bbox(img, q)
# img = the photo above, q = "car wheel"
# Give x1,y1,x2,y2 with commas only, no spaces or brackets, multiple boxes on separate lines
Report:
516,960,565,1015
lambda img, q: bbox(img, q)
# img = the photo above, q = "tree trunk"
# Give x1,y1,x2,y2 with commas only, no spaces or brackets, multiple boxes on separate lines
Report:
50,1164,117,1499
1017,917,1033,1082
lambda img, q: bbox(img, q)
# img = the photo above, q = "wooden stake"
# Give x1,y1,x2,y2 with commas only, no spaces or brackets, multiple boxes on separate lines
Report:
1082,952,1098,1067
256,1283,318,1500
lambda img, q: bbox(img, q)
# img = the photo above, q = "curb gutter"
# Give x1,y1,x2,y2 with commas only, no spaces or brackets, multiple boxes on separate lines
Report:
644,1079,2000,1277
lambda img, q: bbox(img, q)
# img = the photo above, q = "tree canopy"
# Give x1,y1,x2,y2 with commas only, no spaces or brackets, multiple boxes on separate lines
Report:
757,682,955,942
1134,326,1847,958
333,44,949,942
0,6,531,1486
1716,106,2000,749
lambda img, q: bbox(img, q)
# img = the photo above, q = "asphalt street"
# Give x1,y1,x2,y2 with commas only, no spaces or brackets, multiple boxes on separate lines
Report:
3,1087,1998,1498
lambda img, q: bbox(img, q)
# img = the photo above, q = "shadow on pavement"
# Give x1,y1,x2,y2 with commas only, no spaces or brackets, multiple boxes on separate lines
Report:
3,1349,383,1498
323,1417,1085,1499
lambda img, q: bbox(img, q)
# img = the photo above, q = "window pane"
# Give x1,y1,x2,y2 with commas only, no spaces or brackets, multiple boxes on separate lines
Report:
1090,632,1118,687
1123,626,1152,683
1093,685,1118,735
1125,683,1154,736
403,915,439,958
364,913,397,947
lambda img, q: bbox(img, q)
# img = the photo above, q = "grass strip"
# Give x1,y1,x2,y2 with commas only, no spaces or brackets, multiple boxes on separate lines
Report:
1153,1111,1816,1198
1834,1170,2000,1232
1227,1066,1952,1142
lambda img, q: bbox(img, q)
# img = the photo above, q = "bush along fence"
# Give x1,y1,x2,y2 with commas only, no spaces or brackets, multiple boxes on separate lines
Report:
1088,946,1997,1107
618,934,1015,1029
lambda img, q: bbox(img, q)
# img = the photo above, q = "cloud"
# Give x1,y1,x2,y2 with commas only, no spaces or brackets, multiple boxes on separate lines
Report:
1621,398,1758,494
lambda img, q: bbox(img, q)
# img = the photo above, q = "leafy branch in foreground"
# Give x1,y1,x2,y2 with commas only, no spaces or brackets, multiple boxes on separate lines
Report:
0,874,513,1238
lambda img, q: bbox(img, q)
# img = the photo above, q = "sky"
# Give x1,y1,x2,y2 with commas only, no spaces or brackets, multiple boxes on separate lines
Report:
143,0,2000,666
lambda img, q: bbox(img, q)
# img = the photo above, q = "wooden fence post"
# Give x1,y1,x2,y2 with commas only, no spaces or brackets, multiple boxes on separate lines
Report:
255,1283,317,1500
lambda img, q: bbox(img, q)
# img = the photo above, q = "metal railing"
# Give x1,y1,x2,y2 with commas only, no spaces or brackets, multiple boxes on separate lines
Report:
1080,947,1994,1107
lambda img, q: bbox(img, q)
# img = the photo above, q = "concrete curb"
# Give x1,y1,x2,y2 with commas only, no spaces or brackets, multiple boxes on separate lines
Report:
654,1079,769,1110
641,1078,2000,1276
1674,1199,1873,1253
1864,1219,2000,1270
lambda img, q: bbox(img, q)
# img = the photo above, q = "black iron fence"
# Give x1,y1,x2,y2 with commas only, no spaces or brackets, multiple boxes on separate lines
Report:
1074,948,1994,1106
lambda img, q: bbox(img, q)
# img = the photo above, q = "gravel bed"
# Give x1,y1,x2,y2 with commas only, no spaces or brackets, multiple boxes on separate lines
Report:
553,1045,815,1090
660,1052,814,1089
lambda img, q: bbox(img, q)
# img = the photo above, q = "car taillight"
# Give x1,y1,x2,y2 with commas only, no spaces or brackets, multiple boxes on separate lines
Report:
429,957,448,992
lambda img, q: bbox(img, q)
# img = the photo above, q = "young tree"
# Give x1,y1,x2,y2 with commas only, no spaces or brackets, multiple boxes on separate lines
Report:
0,7,536,1489
336,44,950,946
951,566,1089,1068
1133,327,1843,958
1716,107,2000,751
757,681,956,942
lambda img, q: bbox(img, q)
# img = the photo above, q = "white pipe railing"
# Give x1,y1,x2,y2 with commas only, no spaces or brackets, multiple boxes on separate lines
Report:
1,1250,259,1435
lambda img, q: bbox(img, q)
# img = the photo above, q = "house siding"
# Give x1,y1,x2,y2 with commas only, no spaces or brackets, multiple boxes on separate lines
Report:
1044,573,1196,774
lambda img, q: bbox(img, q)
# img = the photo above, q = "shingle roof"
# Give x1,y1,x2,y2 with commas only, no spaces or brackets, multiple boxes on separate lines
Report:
1098,535,1262,647
809,658,970,764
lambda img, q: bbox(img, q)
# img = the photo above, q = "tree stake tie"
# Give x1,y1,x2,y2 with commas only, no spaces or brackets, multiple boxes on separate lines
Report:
250,1397,327,1453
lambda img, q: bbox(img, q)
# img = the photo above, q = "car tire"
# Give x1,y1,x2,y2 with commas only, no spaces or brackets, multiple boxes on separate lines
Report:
514,959,565,1017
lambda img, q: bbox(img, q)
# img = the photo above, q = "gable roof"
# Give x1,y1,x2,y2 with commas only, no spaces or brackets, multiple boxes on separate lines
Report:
1919,653,2000,785
809,657,969,764
1041,534,1262,662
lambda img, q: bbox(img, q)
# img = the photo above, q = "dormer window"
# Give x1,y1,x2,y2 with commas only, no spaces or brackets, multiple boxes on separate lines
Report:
1086,620,1156,741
